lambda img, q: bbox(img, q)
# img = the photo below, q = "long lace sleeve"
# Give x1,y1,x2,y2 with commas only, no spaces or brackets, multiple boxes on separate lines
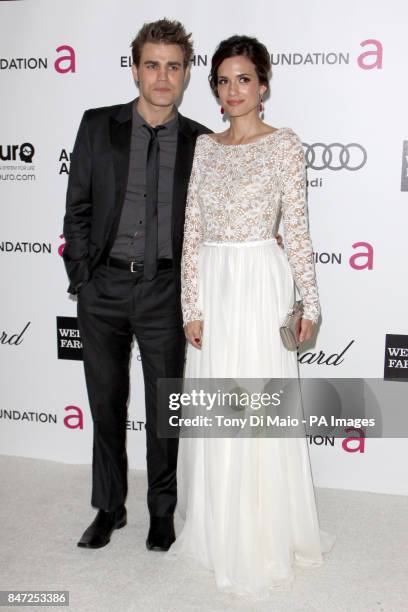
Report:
280,130,321,323
181,137,204,326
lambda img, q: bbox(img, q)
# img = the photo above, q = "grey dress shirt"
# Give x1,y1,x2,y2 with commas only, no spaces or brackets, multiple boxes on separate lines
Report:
109,101,178,260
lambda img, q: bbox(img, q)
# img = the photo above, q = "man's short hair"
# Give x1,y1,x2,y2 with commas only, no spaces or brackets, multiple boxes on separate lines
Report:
131,19,194,68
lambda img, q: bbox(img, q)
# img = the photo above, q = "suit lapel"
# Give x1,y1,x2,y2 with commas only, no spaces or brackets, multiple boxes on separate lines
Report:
109,103,133,217
104,101,133,254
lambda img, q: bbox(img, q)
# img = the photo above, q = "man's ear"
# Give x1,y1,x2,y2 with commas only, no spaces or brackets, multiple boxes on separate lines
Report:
184,63,191,84
131,63,139,83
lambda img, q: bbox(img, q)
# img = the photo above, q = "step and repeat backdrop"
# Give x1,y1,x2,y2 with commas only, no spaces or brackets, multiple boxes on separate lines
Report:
1,0,407,494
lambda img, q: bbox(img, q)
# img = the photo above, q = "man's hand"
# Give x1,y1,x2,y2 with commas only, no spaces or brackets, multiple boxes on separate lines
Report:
299,318,316,343
184,320,203,349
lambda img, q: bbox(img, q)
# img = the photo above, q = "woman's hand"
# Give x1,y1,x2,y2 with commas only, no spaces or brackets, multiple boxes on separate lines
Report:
299,318,316,343
184,320,203,349
275,233,284,248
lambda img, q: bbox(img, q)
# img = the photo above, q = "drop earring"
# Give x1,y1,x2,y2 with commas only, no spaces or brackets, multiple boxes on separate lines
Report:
259,96,264,121
220,106,225,115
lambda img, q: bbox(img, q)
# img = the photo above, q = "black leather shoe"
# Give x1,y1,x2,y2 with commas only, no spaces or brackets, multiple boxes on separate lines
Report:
77,505,127,549
146,516,175,551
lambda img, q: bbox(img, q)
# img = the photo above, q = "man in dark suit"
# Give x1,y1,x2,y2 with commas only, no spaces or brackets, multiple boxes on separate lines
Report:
63,19,211,551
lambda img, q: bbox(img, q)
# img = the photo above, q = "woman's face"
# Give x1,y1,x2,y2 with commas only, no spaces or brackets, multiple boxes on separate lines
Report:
216,54,267,117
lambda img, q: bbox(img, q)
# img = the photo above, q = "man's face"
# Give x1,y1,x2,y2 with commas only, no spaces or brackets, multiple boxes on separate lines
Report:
132,42,189,109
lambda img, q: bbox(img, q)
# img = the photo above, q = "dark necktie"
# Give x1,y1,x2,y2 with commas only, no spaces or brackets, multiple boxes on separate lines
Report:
143,125,164,280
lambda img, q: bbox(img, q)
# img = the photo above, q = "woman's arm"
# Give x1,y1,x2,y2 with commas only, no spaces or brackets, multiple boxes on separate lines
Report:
280,130,321,329
181,137,205,347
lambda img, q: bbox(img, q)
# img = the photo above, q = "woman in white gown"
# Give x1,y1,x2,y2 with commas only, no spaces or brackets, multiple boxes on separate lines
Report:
165,35,335,597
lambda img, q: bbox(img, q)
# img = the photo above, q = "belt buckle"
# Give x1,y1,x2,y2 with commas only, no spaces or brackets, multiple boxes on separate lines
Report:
130,261,141,273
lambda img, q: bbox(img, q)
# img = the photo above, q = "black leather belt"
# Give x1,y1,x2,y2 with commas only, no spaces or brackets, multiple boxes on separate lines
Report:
106,256,173,273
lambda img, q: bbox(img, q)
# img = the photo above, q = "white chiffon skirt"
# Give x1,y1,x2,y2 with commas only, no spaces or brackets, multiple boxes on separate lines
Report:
165,239,335,598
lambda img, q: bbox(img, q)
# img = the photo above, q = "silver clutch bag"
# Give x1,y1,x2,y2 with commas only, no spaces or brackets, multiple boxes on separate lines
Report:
280,300,303,350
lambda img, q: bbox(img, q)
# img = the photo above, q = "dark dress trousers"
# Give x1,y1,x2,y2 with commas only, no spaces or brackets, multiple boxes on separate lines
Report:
63,99,211,516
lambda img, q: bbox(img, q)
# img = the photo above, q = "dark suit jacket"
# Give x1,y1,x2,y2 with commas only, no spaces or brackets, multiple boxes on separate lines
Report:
63,99,211,295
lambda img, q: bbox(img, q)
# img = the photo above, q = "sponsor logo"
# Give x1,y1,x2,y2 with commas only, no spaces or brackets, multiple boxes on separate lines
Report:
0,241,51,254
298,340,355,366
0,402,146,430
313,242,374,269
302,378,369,452
0,46,76,73
308,433,366,453
120,54,208,68
58,234,66,257
314,251,342,265
126,419,146,431
384,334,408,380
0,408,57,424
401,141,408,191
62,405,145,432
0,405,144,431
306,177,323,188
57,316,83,360
0,58,48,70
0,142,36,182
303,143,367,171
348,241,373,269
0,405,85,428
0,143,35,163
20,143,35,163
271,39,383,70
1,322,31,346
58,149,72,175
63,405,83,429
272,51,349,66
189,54,208,66
296,378,370,449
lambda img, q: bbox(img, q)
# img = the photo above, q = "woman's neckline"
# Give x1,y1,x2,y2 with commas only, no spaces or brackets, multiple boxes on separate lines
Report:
207,127,287,148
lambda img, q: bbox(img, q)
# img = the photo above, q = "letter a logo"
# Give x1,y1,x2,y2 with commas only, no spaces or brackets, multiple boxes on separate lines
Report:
55,45,76,73
357,39,383,70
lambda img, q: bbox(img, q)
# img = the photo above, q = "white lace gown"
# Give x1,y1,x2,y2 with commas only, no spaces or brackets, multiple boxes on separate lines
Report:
165,129,335,597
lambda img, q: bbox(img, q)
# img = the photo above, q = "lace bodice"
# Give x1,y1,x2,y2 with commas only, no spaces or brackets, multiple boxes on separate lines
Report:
181,128,320,325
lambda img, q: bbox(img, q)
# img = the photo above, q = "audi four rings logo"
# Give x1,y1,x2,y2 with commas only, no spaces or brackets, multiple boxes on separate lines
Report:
302,143,367,171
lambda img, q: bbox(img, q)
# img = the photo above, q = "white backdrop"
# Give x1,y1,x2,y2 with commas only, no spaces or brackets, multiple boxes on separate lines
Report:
1,0,407,495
